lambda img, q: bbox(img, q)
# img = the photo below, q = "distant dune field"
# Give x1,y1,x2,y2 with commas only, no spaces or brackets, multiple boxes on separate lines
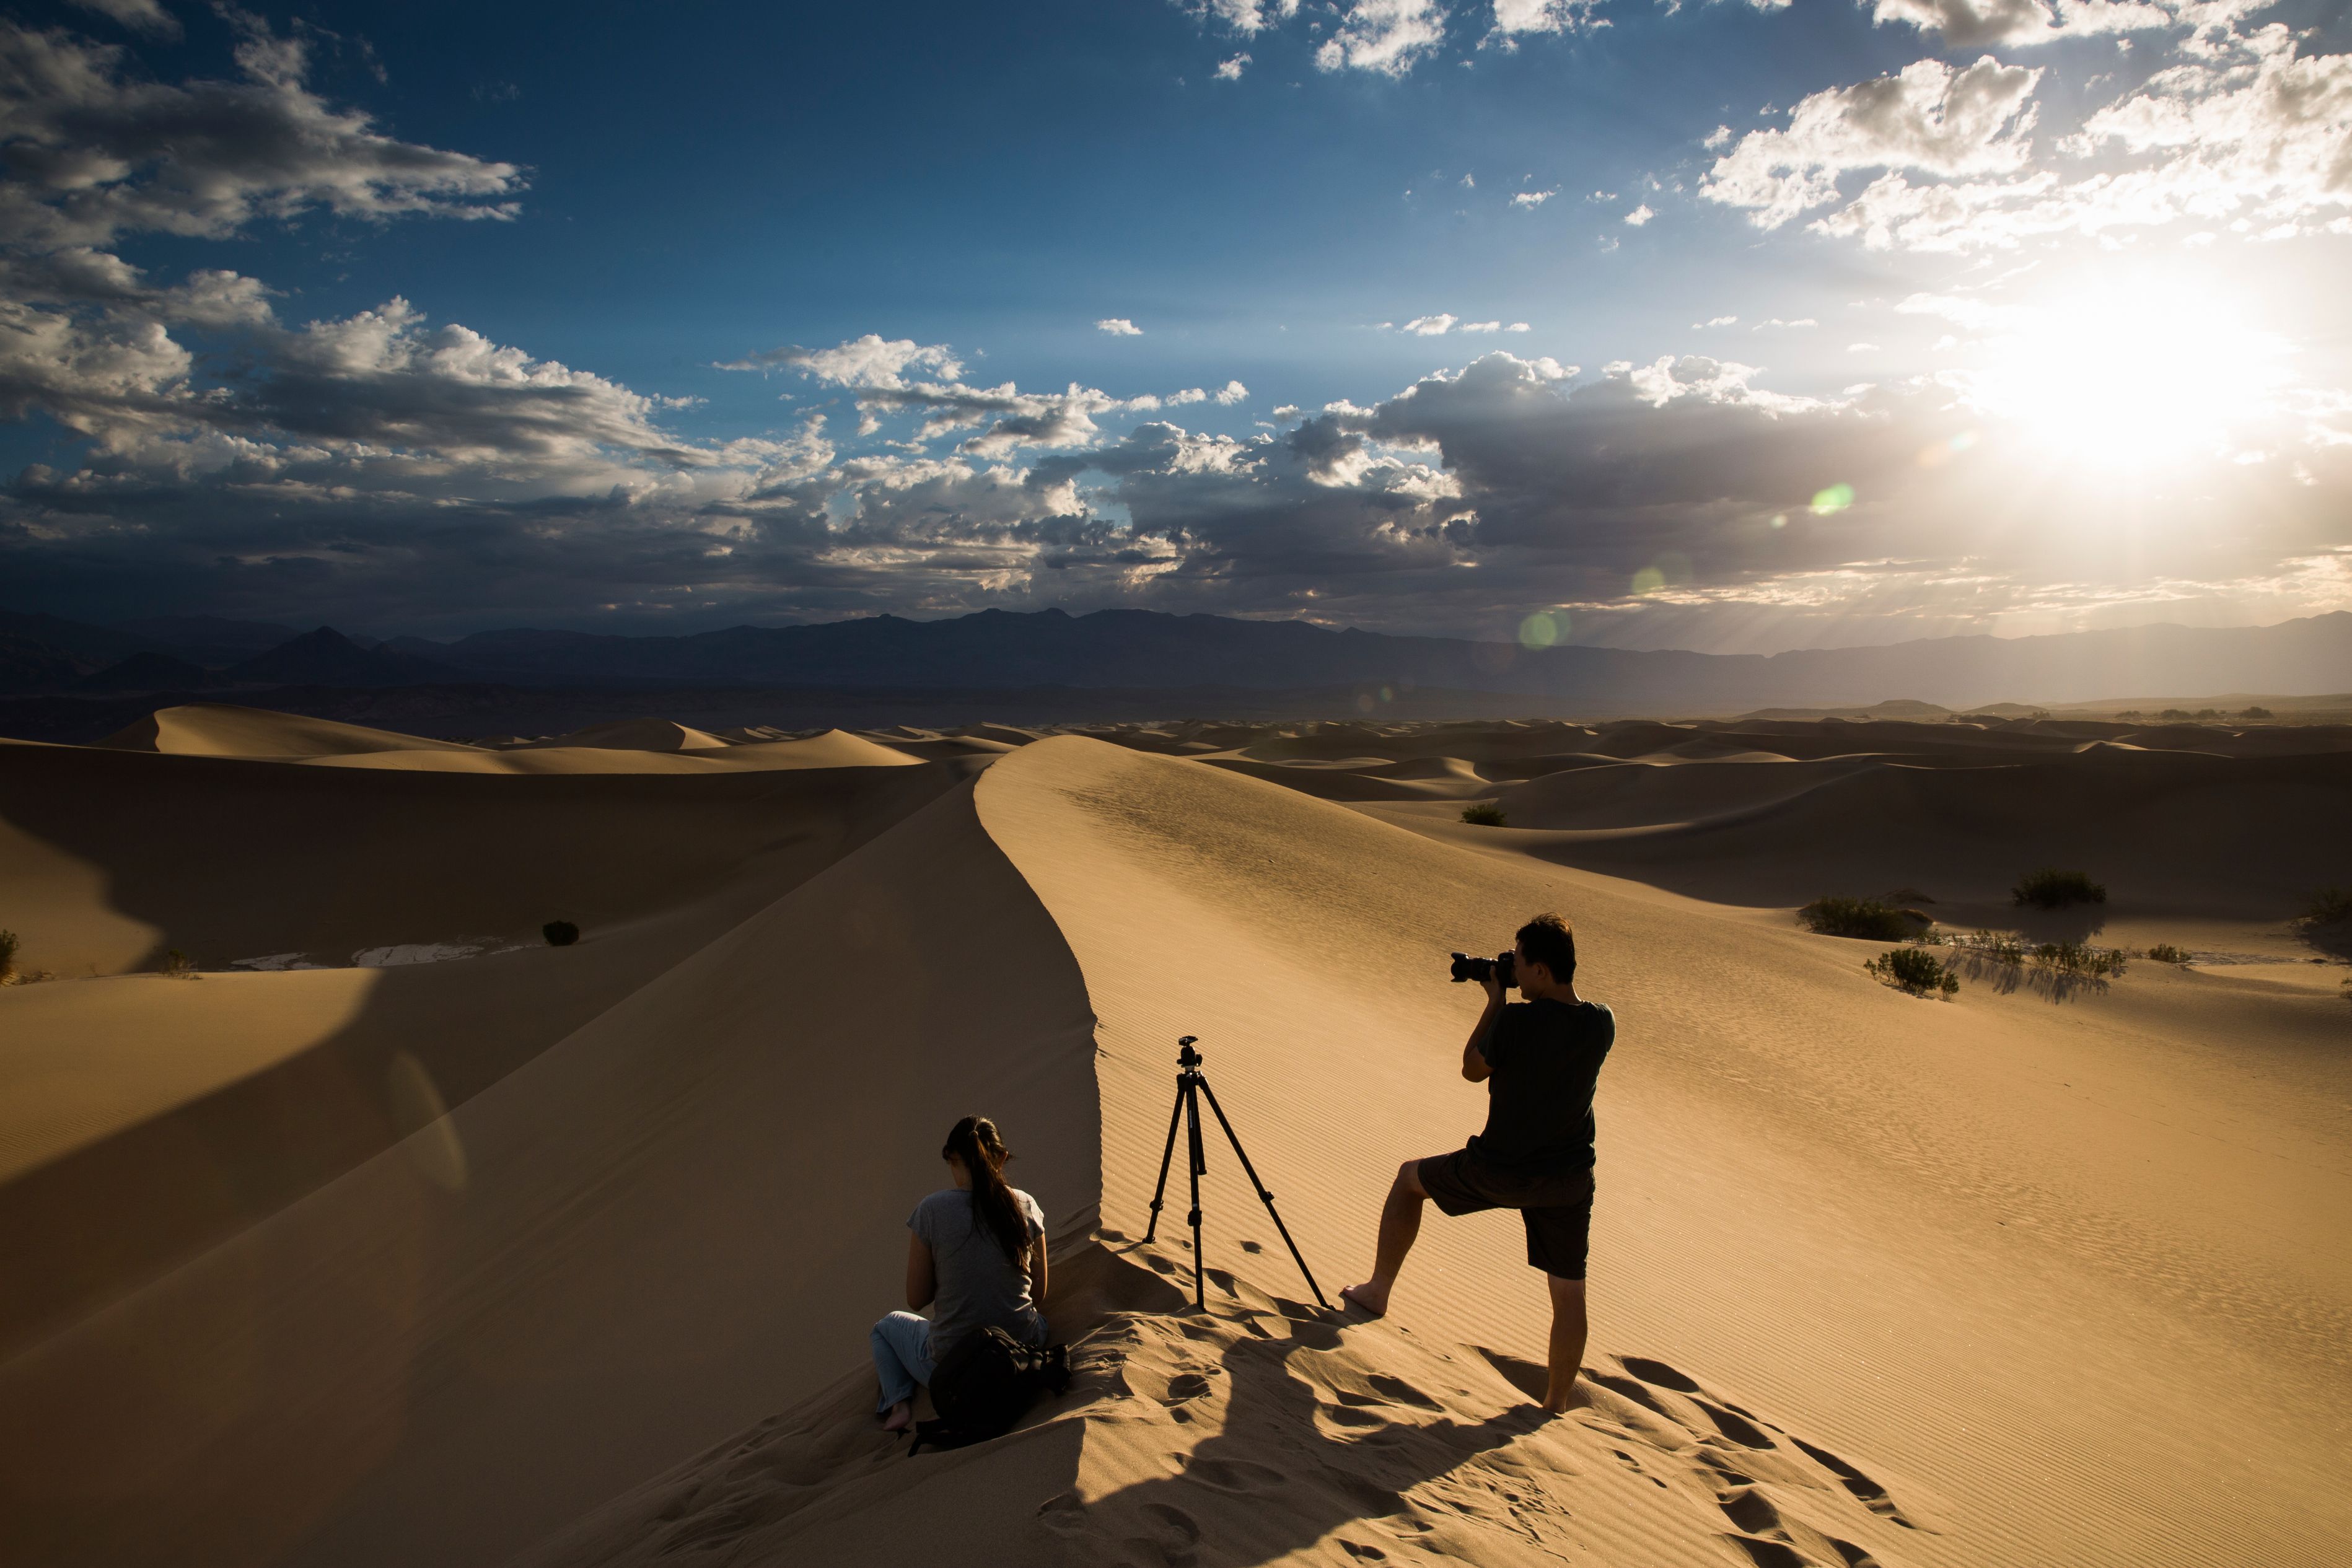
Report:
1,704,2346,1568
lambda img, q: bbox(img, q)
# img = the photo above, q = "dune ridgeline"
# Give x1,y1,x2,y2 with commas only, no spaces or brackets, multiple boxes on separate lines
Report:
1,703,2347,1568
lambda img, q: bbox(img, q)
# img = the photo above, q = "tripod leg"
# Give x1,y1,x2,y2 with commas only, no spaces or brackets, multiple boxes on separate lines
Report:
1185,1079,1206,1312
1195,1074,1330,1310
1143,1076,1187,1243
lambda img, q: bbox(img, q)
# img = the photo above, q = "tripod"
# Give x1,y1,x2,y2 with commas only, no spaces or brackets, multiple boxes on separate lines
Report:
1144,1036,1329,1313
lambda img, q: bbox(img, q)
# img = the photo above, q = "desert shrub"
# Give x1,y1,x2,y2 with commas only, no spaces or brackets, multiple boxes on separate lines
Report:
1950,930,2027,965
2301,888,2352,926
2032,940,2128,978
2012,867,2105,908
1799,896,1921,940
2159,707,2192,720
2240,706,2272,720
2116,709,2143,720
1866,947,1958,997
159,949,198,980
2195,708,2219,719
2145,944,2192,964
0,927,16,983
1460,803,1507,826
543,920,581,947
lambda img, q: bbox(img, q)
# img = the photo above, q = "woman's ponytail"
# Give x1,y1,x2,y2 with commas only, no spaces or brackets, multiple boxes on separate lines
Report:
943,1116,1029,1265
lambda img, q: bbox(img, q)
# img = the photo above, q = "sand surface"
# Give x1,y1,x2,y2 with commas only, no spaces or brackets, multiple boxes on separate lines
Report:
1,707,2345,1567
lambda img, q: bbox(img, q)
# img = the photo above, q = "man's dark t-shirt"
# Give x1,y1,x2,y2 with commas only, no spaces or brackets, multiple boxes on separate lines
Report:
1469,998,1615,1175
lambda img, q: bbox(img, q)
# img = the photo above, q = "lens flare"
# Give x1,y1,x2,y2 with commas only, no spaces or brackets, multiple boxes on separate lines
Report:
1631,566,1665,595
1517,611,1563,648
1811,483,1854,515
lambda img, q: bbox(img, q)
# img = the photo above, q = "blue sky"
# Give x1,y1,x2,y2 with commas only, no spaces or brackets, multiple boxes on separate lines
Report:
2,0,2348,650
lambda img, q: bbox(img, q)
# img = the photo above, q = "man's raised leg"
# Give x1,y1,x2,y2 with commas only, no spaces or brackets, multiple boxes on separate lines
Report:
1340,1159,1429,1317
1542,1274,1589,1411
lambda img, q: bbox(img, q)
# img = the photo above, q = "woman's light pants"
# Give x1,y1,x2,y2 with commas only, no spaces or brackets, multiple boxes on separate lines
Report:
870,1311,934,1413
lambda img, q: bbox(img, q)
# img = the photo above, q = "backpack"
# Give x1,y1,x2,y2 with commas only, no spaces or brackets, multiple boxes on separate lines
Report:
908,1326,1070,1455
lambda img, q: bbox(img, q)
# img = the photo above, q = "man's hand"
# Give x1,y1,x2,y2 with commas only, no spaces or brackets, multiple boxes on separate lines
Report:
1479,968,1507,1007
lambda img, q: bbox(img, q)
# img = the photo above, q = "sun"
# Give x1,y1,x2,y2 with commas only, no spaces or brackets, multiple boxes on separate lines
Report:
1965,278,2289,470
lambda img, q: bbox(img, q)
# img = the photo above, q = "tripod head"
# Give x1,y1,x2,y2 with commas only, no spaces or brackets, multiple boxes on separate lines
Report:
1177,1035,1201,1069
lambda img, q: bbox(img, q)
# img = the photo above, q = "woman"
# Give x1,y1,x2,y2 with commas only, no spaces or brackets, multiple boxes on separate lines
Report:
870,1115,1050,1433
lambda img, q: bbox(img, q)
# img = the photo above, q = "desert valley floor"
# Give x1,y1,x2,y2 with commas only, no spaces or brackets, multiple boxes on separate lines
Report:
1,704,2346,1568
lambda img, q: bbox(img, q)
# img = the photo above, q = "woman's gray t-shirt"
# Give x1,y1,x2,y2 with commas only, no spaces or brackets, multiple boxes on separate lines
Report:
910,1186,1047,1358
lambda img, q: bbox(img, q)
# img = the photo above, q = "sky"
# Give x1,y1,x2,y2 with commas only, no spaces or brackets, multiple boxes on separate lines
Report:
0,0,2347,652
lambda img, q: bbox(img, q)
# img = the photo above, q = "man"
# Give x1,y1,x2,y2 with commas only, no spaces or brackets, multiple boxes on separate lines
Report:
1341,912,1613,1413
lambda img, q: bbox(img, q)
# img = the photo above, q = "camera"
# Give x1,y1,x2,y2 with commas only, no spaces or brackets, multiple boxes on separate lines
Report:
1449,950,1517,989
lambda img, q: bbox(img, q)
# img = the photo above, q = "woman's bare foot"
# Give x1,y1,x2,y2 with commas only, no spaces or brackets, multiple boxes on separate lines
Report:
1339,1281,1390,1317
880,1399,913,1433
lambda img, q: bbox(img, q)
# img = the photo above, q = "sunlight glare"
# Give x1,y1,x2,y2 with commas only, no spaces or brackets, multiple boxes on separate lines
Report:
1970,281,2287,469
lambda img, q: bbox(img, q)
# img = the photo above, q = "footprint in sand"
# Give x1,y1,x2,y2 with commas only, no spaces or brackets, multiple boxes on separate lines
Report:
1185,1457,1286,1494
1716,1486,1884,1568
1789,1437,1921,1530
1121,1502,1201,1568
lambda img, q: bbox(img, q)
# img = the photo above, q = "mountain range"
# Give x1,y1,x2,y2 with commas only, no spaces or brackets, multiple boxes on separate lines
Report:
2,605,2347,715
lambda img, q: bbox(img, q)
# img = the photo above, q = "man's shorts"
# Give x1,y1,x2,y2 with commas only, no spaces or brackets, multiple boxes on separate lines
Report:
1416,1145,1595,1280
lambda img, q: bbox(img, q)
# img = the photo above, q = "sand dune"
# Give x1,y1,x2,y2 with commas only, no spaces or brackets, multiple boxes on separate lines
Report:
2,709,2346,1567
96,703,484,758
304,730,923,775
519,718,732,751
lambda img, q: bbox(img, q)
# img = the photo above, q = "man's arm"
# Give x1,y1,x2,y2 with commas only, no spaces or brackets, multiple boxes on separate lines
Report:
1462,973,1506,1082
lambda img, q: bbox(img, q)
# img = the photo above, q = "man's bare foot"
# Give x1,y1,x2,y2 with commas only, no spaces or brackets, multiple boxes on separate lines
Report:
1339,1281,1390,1317
880,1399,913,1433
1539,1380,1592,1414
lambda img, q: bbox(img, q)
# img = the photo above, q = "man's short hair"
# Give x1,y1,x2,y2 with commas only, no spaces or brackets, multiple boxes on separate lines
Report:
1516,912,1576,983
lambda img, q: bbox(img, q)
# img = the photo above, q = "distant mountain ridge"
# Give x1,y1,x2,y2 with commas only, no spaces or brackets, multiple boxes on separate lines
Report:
1,605,2346,712
390,607,2352,711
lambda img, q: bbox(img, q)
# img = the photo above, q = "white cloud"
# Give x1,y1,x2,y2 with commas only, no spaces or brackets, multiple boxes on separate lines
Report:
1512,189,1558,208
720,334,963,389
0,19,521,250
1703,56,2043,230
1708,23,2352,253
1215,380,1250,405
1752,317,1819,328
1460,320,1503,332
1624,203,1657,226
1867,0,2257,50
1847,341,1883,351
1695,315,1740,327
1506,322,1532,332
1097,317,1144,335
1402,313,1460,335
1179,0,1301,33
1216,53,1251,79
1315,0,1448,76
1490,0,1604,35
68,0,182,38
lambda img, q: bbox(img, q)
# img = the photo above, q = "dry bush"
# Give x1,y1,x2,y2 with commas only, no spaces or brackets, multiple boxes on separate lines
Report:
1801,896,1922,942
2145,944,2192,964
159,949,200,981
1866,947,1959,997
2012,867,2105,908
2302,888,2351,926
2032,939,2128,978
1460,803,1507,827
0,927,16,984
543,920,581,947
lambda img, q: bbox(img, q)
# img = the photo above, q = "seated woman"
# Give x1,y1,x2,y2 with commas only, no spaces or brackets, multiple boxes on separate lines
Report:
871,1115,1049,1433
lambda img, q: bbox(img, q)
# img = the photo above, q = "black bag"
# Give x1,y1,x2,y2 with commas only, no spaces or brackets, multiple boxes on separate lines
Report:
908,1327,1070,1455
